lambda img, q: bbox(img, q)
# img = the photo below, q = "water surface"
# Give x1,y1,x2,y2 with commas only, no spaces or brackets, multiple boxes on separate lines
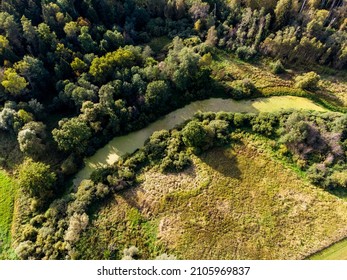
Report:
73,96,326,185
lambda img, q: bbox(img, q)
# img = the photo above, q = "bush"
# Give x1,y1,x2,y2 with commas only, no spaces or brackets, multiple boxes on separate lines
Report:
231,79,258,99
329,171,347,188
17,121,47,159
295,71,320,90
251,113,278,136
307,163,328,186
18,158,56,199
270,59,285,74
61,154,78,175
122,246,139,260
181,120,207,149
235,46,257,61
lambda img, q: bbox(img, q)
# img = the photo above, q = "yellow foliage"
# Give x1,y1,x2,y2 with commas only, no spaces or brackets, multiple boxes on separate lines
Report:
1,68,28,95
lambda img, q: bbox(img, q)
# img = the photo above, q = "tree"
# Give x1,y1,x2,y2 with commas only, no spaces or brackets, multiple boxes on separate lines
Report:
0,35,10,56
17,122,47,159
37,23,58,51
274,0,293,28
71,57,88,75
89,48,138,82
1,68,28,96
78,26,97,53
144,80,170,108
52,117,92,154
206,26,218,47
0,108,16,131
270,59,285,74
0,12,21,49
181,120,207,149
64,21,80,39
189,1,210,21
100,29,124,51
21,16,37,48
14,56,49,93
295,71,320,90
18,158,56,198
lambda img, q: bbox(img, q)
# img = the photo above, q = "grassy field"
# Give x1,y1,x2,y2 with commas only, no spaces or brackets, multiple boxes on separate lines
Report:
212,50,347,108
76,137,347,259
0,170,16,259
309,239,347,260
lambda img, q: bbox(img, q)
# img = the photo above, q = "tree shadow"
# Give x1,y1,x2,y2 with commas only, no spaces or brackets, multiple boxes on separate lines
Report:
327,187,347,200
198,147,242,179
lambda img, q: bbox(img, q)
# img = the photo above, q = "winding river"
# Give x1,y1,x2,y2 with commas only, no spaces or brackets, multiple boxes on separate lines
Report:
73,96,326,186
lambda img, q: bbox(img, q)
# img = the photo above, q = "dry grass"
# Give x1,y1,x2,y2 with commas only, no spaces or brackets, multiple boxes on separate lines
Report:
76,137,347,259
212,51,347,108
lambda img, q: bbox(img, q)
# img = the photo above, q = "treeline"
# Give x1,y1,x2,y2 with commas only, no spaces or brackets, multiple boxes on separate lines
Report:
0,0,346,168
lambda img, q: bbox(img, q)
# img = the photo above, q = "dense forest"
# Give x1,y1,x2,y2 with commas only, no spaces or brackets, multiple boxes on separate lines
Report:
0,0,346,259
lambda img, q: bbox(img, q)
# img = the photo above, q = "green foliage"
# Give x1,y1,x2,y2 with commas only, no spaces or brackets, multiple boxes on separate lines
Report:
0,0,346,261
71,57,88,75
0,108,16,131
0,170,15,259
274,0,292,28
270,59,285,74
182,120,208,149
0,35,9,55
231,79,258,99
144,80,170,108
17,158,56,199
52,118,92,154
251,112,278,136
295,72,320,90
235,46,256,61
89,48,139,82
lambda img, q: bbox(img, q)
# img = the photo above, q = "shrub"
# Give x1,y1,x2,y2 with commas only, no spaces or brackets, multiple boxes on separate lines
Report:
64,213,89,243
329,171,347,188
181,120,207,149
235,46,257,61
18,158,56,199
295,71,320,90
307,163,328,186
17,121,47,159
251,113,279,136
231,79,258,98
61,154,78,175
122,246,139,260
15,241,36,260
270,59,285,74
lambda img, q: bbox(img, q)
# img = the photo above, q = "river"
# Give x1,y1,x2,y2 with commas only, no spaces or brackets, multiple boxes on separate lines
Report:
73,96,326,186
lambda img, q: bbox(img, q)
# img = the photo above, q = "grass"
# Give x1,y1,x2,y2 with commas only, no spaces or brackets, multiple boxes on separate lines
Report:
211,49,347,111
75,136,347,259
308,238,347,260
0,170,16,259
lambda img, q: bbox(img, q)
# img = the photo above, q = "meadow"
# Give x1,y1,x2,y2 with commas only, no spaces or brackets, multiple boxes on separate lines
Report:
75,136,347,259
0,170,16,259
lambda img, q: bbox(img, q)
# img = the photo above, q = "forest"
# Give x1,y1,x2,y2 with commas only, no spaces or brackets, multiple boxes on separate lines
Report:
0,0,346,259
